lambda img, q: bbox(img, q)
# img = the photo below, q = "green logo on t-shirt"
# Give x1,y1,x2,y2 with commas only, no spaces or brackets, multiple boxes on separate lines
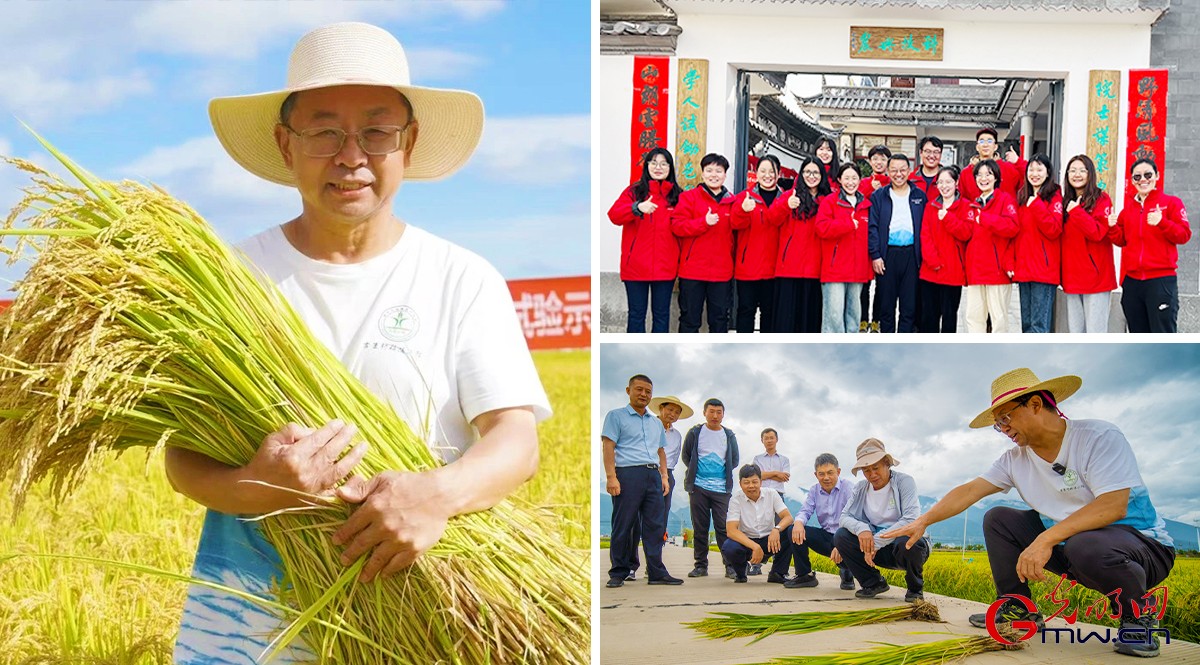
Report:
1062,468,1080,489
380,305,420,342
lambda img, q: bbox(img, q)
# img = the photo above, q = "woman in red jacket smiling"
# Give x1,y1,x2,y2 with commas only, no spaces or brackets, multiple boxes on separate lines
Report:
964,159,1019,333
814,137,841,192
731,155,785,333
816,162,872,333
1112,158,1193,332
671,153,736,333
1013,154,1063,333
919,166,972,333
1060,154,1117,333
770,157,830,333
607,147,681,333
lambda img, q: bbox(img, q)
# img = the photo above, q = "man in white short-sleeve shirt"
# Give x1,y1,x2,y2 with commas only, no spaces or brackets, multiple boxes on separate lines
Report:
884,368,1175,658
721,464,795,584
167,23,551,663
749,427,790,575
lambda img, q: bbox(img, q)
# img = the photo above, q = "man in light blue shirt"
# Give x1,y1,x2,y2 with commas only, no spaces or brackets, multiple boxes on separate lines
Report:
626,394,693,580
603,374,683,588
787,453,855,589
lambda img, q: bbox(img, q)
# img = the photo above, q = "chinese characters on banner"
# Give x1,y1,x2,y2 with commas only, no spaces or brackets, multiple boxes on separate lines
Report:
1126,69,1168,192
850,27,943,61
0,300,9,314
630,56,670,184
675,59,709,190
1086,70,1121,193
507,276,590,350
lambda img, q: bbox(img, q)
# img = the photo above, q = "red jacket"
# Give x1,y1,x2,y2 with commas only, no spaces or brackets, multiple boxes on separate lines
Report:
816,192,872,283
908,170,939,197
1013,192,1063,285
866,173,890,195
770,190,824,279
920,196,973,286
965,191,1019,285
1061,193,1117,294
1111,189,1192,281
960,158,1026,203
730,186,785,280
608,180,680,281
671,185,736,281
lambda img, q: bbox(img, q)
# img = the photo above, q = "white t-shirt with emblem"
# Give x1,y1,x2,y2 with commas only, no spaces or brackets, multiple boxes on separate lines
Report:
728,488,786,539
173,223,551,664
979,418,1172,547
864,481,900,526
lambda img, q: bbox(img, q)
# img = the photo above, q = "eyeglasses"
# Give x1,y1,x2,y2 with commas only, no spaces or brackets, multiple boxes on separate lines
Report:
992,401,1028,433
1067,168,1088,176
921,149,942,156
802,170,822,177
283,122,413,158
1131,172,1156,182
977,137,997,145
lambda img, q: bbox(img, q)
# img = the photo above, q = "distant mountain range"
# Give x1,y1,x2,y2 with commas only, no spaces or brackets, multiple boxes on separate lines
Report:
598,492,1200,551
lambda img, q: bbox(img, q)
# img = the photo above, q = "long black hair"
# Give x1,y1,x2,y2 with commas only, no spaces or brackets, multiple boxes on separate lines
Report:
631,147,680,207
756,154,782,191
1062,154,1103,219
791,156,830,220
1018,153,1058,205
814,137,841,184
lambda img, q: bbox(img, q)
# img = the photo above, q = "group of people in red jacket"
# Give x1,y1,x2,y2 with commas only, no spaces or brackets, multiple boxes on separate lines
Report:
609,128,1190,333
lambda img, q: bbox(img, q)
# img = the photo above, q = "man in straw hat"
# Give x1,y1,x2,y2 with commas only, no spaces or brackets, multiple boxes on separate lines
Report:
623,393,693,581
833,438,930,602
166,22,551,660
603,375,683,588
883,368,1175,657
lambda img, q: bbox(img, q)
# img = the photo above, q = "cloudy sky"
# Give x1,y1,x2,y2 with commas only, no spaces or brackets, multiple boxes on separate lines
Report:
598,342,1200,527
0,0,589,297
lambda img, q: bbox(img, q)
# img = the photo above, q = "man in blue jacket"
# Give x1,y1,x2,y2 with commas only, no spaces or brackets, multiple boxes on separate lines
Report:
681,398,740,578
868,154,928,333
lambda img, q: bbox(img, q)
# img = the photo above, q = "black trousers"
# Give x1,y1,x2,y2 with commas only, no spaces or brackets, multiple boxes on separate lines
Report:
721,525,794,576
792,525,851,577
919,280,962,333
629,469,675,572
982,506,1175,617
624,279,675,333
877,245,918,333
1121,275,1178,333
690,486,731,569
678,278,732,333
834,527,930,592
736,278,775,333
773,277,822,333
608,466,668,581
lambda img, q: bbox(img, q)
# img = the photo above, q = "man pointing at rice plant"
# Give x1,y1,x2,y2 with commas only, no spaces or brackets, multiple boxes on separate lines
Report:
163,23,551,662
882,368,1175,658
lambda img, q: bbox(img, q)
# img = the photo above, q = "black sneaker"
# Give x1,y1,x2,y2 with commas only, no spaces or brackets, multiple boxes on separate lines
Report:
785,573,818,589
606,578,624,588
968,599,1045,630
905,590,924,603
725,565,738,580
687,566,708,578
734,572,748,583
647,574,684,586
626,571,637,581
839,567,855,591
1113,615,1162,658
854,581,890,599
767,571,789,584
748,563,762,576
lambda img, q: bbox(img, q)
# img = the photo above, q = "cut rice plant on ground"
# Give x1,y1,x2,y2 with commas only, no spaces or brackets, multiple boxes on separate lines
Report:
745,629,1025,665
687,600,942,644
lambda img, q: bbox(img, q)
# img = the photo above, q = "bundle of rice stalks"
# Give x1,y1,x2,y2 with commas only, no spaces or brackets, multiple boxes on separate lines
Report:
0,135,589,663
687,600,942,643
746,628,1026,665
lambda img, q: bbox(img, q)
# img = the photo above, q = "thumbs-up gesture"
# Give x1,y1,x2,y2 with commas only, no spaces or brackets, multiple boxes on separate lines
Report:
637,196,657,215
1108,210,1119,228
1006,147,1020,163
1066,199,1079,213
1147,206,1163,226
788,191,800,209
938,208,947,220
742,195,756,213
705,207,719,226
871,178,883,191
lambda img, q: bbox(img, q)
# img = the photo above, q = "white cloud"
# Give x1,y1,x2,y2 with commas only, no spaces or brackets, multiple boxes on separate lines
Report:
407,49,485,82
470,115,590,185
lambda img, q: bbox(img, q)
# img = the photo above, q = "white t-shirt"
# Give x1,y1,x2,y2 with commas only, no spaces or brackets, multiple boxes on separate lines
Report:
980,419,1172,547
663,426,682,469
753,452,790,493
864,481,900,526
174,223,551,664
728,488,786,539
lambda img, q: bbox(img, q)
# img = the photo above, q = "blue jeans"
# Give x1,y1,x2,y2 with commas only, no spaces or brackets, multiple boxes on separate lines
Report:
821,282,862,333
1018,282,1057,333
624,280,674,333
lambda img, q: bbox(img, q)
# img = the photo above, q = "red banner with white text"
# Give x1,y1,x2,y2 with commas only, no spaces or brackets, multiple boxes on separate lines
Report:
631,56,670,183
1126,69,1168,192
507,276,589,350
0,300,10,314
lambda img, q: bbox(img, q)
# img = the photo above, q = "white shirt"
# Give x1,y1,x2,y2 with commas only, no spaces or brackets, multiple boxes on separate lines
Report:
663,426,682,469
728,488,786,539
752,452,790,494
864,481,900,526
697,425,727,459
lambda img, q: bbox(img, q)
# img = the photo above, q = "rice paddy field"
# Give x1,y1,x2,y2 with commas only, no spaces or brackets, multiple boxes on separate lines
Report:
0,349,589,665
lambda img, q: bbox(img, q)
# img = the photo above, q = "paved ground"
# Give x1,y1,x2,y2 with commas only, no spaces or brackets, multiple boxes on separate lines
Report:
600,544,1199,665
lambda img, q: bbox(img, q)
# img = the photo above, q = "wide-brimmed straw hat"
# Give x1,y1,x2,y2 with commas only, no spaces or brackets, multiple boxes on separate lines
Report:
649,395,694,420
209,22,484,186
851,438,898,476
969,368,1082,429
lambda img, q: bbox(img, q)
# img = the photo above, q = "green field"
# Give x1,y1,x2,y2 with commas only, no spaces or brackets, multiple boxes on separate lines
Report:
0,349,589,664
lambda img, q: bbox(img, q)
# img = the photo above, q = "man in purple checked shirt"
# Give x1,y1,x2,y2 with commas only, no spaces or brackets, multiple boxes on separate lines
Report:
785,453,857,590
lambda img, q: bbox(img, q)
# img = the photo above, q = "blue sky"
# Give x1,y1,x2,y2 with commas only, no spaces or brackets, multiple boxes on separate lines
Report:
0,0,589,297
598,342,1200,528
